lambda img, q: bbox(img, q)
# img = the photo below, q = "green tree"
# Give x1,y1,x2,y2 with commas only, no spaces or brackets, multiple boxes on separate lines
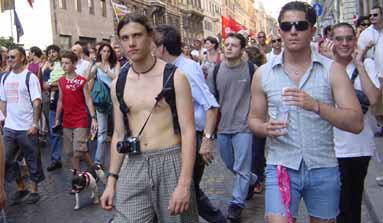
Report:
0,37,15,48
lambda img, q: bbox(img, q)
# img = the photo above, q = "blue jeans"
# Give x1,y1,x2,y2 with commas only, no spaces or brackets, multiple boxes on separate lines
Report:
94,110,108,165
48,110,62,162
217,133,257,208
265,162,340,220
3,128,45,183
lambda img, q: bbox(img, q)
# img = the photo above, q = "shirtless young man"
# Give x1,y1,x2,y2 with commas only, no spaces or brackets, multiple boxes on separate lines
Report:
100,14,199,222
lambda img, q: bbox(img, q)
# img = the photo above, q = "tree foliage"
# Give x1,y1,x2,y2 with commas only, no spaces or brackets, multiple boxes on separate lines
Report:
0,37,15,49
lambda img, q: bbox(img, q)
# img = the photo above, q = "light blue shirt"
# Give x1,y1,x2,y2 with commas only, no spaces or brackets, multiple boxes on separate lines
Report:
261,50,336,170
97,67,113,87
173,55,219,131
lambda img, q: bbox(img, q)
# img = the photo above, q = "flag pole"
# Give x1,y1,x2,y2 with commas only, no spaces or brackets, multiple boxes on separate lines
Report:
9,9,14,41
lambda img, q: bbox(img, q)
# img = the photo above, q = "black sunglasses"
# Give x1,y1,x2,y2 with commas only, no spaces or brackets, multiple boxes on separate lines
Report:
369,13,379,17
272,39,282,43
280,21,310,32
6,55,16,60
361,22,371,26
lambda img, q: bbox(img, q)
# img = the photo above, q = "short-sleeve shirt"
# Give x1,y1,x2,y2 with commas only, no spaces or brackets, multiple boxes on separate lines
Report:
75,59,90,77
59,75,88,128
0,69,41,130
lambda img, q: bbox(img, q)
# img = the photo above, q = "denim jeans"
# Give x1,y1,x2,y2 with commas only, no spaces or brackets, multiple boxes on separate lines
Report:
3,127,45,183
94,110,108,165
48,110,62,162
217,133,257,208
251,135,266,182
194,131,226,223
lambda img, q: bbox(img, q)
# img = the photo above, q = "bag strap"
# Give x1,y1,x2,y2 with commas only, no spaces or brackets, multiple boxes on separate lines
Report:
351,68,359,84
2,71,32,106
116,64,131,136
212,63,221,101
162,63,179,134
136,69,175,137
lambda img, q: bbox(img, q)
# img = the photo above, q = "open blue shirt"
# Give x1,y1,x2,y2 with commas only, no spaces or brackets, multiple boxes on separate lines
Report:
173,55,219,131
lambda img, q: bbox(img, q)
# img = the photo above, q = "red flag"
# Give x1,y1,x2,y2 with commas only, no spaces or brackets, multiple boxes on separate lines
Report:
27,0,33,8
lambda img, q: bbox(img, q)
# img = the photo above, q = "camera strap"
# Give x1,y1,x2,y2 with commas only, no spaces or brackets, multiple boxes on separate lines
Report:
136,69,176,138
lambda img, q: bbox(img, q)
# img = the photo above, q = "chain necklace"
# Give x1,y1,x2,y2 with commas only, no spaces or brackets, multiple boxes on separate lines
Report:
131,57,157,79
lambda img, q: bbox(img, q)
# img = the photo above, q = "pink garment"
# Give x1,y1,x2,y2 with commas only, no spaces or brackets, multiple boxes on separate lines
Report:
277,165,293,223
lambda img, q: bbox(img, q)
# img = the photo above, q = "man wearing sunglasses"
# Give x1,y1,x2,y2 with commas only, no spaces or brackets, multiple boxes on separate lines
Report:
256,31,271,54
248,1,363,223
358,6,383,74
266,34,283,62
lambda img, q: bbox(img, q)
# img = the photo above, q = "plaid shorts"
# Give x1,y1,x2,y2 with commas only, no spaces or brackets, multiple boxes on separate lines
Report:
113,145,199,223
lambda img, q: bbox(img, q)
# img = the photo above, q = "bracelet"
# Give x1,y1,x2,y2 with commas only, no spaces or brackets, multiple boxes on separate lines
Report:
91,115,97,120
315,100,321,115
107,172,119,180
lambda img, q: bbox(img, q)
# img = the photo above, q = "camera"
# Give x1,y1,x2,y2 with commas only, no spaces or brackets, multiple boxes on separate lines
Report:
117,136,141,155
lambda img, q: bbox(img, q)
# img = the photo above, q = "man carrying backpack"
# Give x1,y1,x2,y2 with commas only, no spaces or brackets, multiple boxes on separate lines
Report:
206,33,258,222
100,14,198,222
0,46,45,205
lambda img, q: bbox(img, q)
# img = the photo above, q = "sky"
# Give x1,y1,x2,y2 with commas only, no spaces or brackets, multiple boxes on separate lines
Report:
261,0,311,19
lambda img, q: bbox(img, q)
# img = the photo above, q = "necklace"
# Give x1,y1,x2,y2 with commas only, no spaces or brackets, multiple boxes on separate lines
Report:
131,57,157,78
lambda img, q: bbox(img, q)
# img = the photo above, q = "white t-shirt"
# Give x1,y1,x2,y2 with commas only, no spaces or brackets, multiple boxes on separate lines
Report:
0,69,42,130
358,25,383,75
266,49,282,62
334,59,380,158
75,59,90,77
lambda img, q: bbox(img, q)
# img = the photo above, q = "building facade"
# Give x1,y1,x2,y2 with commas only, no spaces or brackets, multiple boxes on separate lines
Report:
202,0,221,39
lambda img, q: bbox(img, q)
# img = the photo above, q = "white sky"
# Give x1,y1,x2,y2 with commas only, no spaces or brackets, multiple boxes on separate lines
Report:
0,0,52,49
262,0,311,19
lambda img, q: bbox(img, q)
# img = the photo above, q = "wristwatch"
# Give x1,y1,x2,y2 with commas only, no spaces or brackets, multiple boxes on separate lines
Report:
107,172,119,180
203,132,216,140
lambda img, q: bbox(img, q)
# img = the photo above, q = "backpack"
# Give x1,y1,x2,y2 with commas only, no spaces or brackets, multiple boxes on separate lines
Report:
115,63,180,137
91,71,111,113
1,71,33,106
212,61,255,101
350,68,370,114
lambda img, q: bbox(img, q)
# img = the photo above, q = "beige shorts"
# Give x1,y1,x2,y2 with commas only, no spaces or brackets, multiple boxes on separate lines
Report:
63,128,89,153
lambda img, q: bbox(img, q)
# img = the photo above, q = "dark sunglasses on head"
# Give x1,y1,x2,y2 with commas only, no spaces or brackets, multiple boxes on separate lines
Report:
280,21,310,32
272,39,282,43
361,22,371,26
334,35,354,42
6,55,16,60
369,13,379,17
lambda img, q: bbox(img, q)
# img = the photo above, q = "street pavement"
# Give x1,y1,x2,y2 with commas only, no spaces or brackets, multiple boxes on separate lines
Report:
2,137,378,223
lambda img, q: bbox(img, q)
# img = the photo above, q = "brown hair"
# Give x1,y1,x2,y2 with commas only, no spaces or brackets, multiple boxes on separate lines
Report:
61,51,78,64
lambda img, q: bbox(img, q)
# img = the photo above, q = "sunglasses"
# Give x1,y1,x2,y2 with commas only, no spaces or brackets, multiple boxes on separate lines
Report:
280,21,310,32
272,39,282,43
369,13,379,17
257,36,266,39
6,55,16,60
334,35,354,42
361,22,371,26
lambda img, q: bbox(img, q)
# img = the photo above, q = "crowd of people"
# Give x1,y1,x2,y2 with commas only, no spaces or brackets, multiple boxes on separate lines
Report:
0,1,382,223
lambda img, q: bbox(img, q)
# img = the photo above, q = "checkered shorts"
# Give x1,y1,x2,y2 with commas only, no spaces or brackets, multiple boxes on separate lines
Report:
113,145,199,223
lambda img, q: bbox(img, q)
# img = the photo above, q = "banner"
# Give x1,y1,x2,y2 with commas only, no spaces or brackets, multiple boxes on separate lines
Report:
14,9,24,43
111,0,129,22
221,16,249,39
0,0,15,12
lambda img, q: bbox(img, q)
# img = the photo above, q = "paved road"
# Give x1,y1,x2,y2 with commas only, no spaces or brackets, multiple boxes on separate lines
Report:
2,139,373,223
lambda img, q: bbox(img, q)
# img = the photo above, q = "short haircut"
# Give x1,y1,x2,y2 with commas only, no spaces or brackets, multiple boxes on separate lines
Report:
30,46,43,58
226,33,247,49
356,16,370,27
372,6,382,14
154,25,182,56
45,44,60,57
9,46,28,65
323,25,332,36
205,36,219,50
278,1,317,26
333,22,355,36
61,51,78,64
117,13,153,37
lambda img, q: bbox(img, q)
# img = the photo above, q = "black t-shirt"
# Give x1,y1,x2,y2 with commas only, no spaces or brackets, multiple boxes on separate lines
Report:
42,68,59,111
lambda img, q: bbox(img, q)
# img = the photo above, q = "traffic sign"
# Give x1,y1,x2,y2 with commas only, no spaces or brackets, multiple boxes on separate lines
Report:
313,3,323,17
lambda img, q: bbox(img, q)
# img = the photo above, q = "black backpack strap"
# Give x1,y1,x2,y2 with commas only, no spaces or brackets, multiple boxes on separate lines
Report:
1,71,10,86
247,61,255,81
351,68,359,84
162,63,180,134
212,63,221,101
116,64,131,136
25,72,33,107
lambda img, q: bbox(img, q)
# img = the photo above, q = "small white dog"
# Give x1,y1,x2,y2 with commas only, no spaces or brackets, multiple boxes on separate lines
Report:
71,164,106,210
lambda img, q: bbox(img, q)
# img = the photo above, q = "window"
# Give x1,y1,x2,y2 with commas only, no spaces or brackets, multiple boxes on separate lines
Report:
101,0,107,17
79,36,97,46
75,0,81,12
89,0,95,15
59,0,66,9
59,35,72,50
